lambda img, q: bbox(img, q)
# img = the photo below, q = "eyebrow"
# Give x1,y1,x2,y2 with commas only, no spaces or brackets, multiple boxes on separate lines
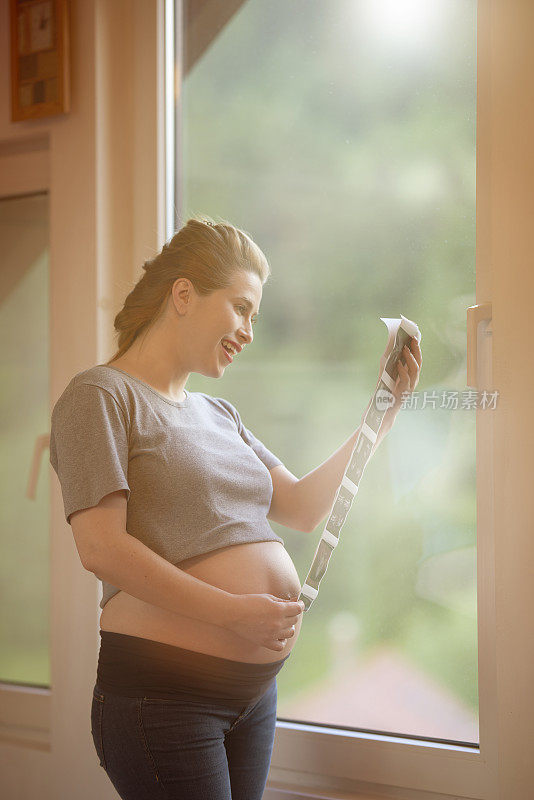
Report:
233,296,260,317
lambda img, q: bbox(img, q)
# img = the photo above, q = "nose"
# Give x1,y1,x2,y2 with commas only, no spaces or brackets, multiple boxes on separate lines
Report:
238,322,253,346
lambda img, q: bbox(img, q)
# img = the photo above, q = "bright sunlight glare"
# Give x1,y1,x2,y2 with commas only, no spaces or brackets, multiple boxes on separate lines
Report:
356,0,448,54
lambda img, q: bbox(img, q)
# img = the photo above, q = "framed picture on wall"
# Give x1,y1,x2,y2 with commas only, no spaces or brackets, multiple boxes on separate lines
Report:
10,0,70,122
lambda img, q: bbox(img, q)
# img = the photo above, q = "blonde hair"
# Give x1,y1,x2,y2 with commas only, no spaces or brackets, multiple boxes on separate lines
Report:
107,214,272,363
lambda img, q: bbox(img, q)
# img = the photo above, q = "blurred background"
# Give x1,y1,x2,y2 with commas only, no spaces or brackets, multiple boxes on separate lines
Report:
180,0,478,744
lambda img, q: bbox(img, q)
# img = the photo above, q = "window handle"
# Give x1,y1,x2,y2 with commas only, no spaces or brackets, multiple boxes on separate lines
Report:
26,433,50,500
466,302,492,389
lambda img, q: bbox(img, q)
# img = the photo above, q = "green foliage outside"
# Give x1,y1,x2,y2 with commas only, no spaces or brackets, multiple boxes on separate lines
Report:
183,0,478,731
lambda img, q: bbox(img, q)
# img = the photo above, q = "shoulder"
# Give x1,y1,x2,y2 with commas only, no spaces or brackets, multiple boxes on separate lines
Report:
51,366,128,422
74,365,128,397
194,392,240,425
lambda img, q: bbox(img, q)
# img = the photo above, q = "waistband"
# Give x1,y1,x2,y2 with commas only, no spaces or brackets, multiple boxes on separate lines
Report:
96,630,291,706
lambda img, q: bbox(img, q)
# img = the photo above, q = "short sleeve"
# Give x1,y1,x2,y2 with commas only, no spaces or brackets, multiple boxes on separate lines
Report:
49,381,131,525
216,397,283,471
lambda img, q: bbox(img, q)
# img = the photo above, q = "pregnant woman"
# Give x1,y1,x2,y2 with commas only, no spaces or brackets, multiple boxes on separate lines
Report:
49,216,421,800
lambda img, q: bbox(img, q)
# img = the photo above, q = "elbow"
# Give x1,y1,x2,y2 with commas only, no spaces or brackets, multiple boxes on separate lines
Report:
82,550,103,576
75,545,96,574
82,556,98,575
304,517,318,534
305,512,328,533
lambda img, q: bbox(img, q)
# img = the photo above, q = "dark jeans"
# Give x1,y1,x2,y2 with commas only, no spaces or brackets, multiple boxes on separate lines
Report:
91,677,279,799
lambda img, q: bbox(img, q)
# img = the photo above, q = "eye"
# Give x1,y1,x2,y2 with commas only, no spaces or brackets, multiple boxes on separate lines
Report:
236,305,258,325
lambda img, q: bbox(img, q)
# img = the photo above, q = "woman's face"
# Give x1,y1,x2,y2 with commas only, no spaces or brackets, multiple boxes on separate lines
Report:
190,270,263,378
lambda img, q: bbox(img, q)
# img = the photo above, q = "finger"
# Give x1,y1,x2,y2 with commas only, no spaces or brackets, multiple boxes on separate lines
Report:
279,626,296,638
284,614,301,626
403,347,419,382
286,601,305,615
397,362,412,391
397,361,410,382
403,344,419,371
403,345,418,368
410,337,423,368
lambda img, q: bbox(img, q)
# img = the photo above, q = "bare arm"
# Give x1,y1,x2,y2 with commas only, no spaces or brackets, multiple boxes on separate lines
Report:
294,424,364,533
295,407,397,533
88,531,237,628
295,335,422,533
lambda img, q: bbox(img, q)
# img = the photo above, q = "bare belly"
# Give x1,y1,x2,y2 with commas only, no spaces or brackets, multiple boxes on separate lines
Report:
99,542,303,663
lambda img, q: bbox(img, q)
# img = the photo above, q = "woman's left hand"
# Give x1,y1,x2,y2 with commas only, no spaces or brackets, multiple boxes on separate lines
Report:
387,336,422,420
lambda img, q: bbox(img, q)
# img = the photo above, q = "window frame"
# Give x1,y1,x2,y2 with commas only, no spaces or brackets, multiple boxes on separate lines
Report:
0,2,169,794
0,151,52,750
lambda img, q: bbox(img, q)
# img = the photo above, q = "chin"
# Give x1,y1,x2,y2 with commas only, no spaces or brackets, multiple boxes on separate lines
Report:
198,364,224,379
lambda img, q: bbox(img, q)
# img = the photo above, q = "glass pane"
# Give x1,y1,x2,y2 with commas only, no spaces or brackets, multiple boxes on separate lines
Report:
178,0,477,743
0,193,50,687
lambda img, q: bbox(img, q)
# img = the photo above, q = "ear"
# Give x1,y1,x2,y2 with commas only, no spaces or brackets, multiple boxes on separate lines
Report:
171,277,194,314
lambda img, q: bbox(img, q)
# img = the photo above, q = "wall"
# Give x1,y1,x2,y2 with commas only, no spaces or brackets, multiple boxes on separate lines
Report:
0,2,163,798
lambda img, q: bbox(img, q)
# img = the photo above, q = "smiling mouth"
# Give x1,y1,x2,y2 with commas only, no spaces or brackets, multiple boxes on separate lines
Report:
220,342,233,363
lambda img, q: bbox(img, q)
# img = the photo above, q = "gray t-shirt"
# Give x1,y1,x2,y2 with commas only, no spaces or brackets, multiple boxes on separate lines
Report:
49,364,285,609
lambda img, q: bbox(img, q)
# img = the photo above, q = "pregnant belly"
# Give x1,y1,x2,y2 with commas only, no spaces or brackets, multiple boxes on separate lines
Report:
99,541,303,663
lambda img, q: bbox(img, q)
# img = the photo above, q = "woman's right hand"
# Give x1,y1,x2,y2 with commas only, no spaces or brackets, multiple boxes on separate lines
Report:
227,593,305,652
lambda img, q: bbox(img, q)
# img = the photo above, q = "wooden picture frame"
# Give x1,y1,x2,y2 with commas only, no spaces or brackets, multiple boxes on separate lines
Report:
10,0,70,122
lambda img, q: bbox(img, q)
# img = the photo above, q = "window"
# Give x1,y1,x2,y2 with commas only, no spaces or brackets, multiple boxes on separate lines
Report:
170,1,491,795
0,192,50,690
